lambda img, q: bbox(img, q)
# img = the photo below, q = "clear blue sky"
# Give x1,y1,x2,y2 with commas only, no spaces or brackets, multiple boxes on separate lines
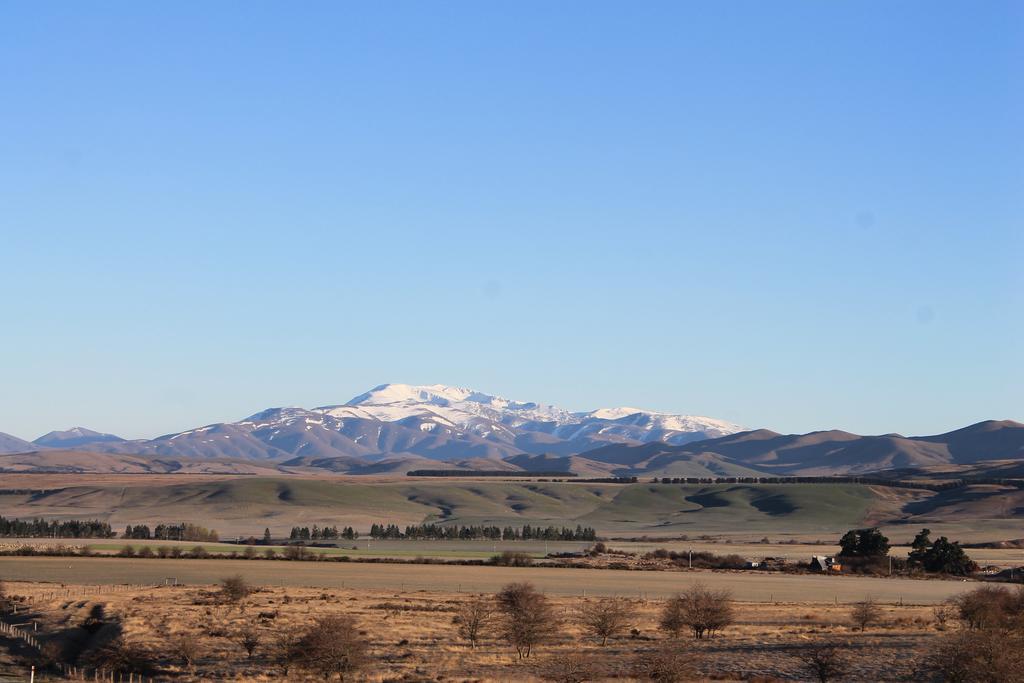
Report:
1,2,1021,440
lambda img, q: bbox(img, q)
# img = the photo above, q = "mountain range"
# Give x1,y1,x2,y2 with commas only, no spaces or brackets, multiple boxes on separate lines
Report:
0,384,740,460
1,384,1021,477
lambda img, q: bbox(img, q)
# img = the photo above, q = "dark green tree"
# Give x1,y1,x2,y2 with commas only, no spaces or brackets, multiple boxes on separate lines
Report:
920,537,977,575
838,528,890,558
907,528,931,567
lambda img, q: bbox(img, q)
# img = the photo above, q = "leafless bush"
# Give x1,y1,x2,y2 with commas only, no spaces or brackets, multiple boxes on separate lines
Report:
659,583,734,639
237,624,260,659
271,630,302,676
534,652,604,682
294,613,368,680
932,603,954,629
850,597,880,631
283,544,313,561
82,637,151,675
491,550,534,566
495,582,559,658
794,641,848,682
953,585,1024,630
455,595,493,648
632,642,698,681
578,597,635,645
220,575,251,604
170,633,201,674
921,628,1024,682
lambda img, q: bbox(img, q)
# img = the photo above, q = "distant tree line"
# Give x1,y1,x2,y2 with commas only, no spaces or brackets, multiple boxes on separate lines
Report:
366,522,597,541
650,476,1012,491
407,470,579,477
121,523,219,542
289,525,357,541
0,516,115,538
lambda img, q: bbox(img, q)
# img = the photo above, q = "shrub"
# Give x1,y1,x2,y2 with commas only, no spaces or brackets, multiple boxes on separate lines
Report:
578,597,635,646
220,575,251,604
850,597,880,631
534,653,604,682
495,582,559,658
82,637,151,675
794,641,848,682
954,585,1023,630
659,584,734,639
491,551,533,567
922,628,1024,682
632,642,698,682
238,624,260,659
294,614,368,680
170,633,201,674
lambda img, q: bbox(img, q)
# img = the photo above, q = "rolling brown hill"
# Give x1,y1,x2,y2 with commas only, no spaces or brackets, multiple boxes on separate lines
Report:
573,420,1024,476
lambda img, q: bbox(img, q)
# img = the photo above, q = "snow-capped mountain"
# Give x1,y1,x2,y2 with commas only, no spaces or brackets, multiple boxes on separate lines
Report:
341,384,739,445
13,384,742,462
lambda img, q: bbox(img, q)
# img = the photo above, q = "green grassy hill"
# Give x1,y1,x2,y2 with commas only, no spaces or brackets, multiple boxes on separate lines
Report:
0,476,911,537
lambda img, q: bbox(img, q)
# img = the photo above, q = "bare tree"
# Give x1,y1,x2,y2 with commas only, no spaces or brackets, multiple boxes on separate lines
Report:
632,642,698,682
271,630,302,676
850,597,880,631
659,584,734,639
794,641,848,682
495,582,559,658
295,614,368,681
455,595,493,648
220,575,251,605
237,624,260,659
578,597,635,646
170,633,201,674
932,603,953,629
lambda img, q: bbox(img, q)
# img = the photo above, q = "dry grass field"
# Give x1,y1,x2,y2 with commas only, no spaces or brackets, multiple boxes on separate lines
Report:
0,556,980,603
0,574,977,682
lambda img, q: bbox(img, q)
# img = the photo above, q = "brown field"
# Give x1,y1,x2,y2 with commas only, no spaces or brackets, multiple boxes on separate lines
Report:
9,535,1024,570
0,574,969,681
0,556,980,603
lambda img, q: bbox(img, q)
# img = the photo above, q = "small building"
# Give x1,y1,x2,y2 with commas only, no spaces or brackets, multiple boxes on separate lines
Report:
810,555,842,572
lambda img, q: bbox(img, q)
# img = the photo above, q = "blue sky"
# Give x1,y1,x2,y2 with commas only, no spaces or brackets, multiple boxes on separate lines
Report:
1,2,1021,440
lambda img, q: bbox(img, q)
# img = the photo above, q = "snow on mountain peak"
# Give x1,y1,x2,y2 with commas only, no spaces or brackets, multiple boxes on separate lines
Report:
336,383,742,441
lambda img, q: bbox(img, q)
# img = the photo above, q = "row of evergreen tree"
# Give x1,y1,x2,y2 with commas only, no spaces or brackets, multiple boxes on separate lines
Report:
286,522,597,542
0,516,115,538
120,523,219,542
369,522,597,541
652,476,965,491
289,525,358,540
